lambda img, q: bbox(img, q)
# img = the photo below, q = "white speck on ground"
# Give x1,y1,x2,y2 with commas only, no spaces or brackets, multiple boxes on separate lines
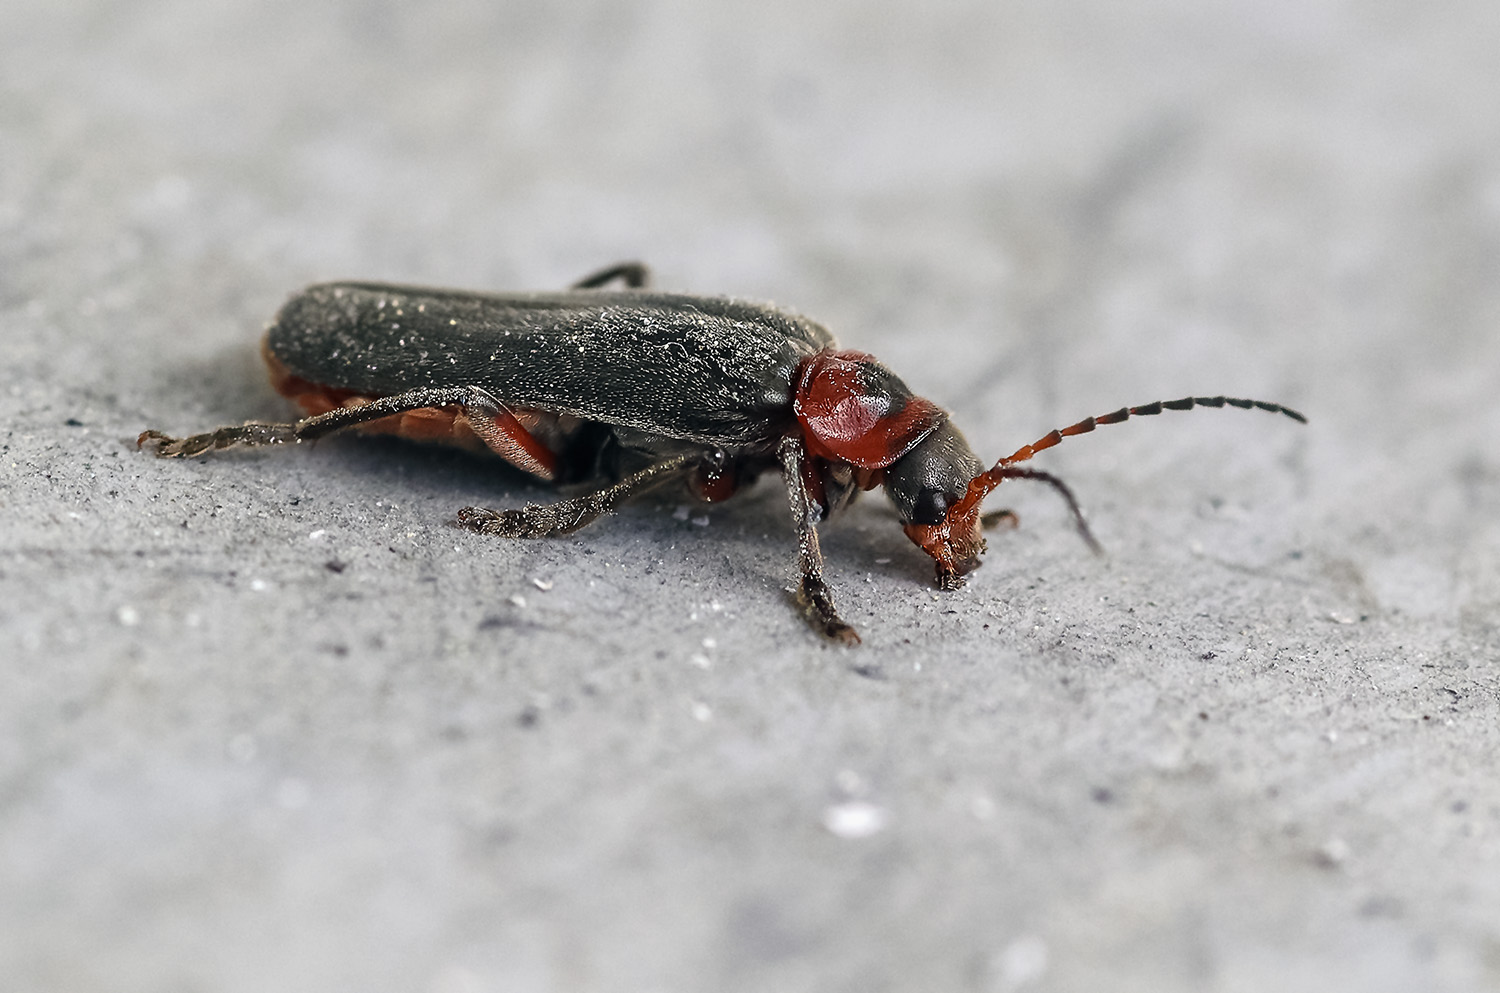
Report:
822,801,889,839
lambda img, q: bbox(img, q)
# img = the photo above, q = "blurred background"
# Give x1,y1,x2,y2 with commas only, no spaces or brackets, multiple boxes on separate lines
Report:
3,1,1498,991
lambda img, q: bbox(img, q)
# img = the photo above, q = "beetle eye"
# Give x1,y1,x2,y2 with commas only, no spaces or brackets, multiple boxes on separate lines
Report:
909,488,949,525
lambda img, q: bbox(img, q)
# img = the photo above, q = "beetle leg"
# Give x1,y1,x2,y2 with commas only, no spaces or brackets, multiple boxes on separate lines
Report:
139,386,558,477
138,421,304,456
981,509,1019,530
456,453,695,538
455,391,559,479
571,262,652,290
778,437,860,644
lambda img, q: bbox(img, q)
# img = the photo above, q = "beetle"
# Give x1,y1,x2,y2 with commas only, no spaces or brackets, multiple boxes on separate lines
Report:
139,262,1304,643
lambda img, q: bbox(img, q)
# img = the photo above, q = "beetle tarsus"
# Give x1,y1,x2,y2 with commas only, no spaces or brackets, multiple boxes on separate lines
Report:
458,504,567,537
935,565,966,592
138,423,301,457
457,501,600,538
800,574,861,644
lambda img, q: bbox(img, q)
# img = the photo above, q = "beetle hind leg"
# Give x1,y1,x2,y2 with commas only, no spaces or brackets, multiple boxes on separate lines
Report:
457,454,694,538
139,385,560,476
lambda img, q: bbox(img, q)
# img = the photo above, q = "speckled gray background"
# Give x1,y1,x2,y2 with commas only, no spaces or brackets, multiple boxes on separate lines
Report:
4,2,1499,991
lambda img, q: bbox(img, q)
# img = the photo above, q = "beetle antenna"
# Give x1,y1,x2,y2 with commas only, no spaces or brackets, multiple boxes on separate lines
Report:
951,396,1305,544
995,396,1305,468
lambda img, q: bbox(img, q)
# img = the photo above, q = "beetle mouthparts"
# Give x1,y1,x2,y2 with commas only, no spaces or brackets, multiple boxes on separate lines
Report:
902,501,987,589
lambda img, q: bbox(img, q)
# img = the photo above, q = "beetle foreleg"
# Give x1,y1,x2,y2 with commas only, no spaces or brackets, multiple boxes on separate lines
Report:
571,262,652,290
456,453,695,538
778,437,860,645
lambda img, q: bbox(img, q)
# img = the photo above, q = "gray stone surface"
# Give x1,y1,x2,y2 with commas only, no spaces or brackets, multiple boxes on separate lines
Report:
3,1,1499,990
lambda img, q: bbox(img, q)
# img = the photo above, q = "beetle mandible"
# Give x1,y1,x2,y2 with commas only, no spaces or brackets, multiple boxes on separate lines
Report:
139,263,1305,643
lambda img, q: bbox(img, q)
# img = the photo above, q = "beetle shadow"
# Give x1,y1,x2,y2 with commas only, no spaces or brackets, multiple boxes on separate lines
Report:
703,481,938,589
332,434,559,503
819,501,937,583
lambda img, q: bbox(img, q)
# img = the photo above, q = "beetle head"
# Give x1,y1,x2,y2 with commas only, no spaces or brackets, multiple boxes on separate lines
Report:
882,420,989,589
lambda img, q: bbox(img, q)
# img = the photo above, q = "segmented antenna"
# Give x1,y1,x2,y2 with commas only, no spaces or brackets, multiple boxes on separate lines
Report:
950,395,1305,548
999,396,1305,466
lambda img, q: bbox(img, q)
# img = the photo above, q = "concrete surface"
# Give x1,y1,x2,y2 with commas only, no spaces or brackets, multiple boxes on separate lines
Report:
3,1,1499,990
